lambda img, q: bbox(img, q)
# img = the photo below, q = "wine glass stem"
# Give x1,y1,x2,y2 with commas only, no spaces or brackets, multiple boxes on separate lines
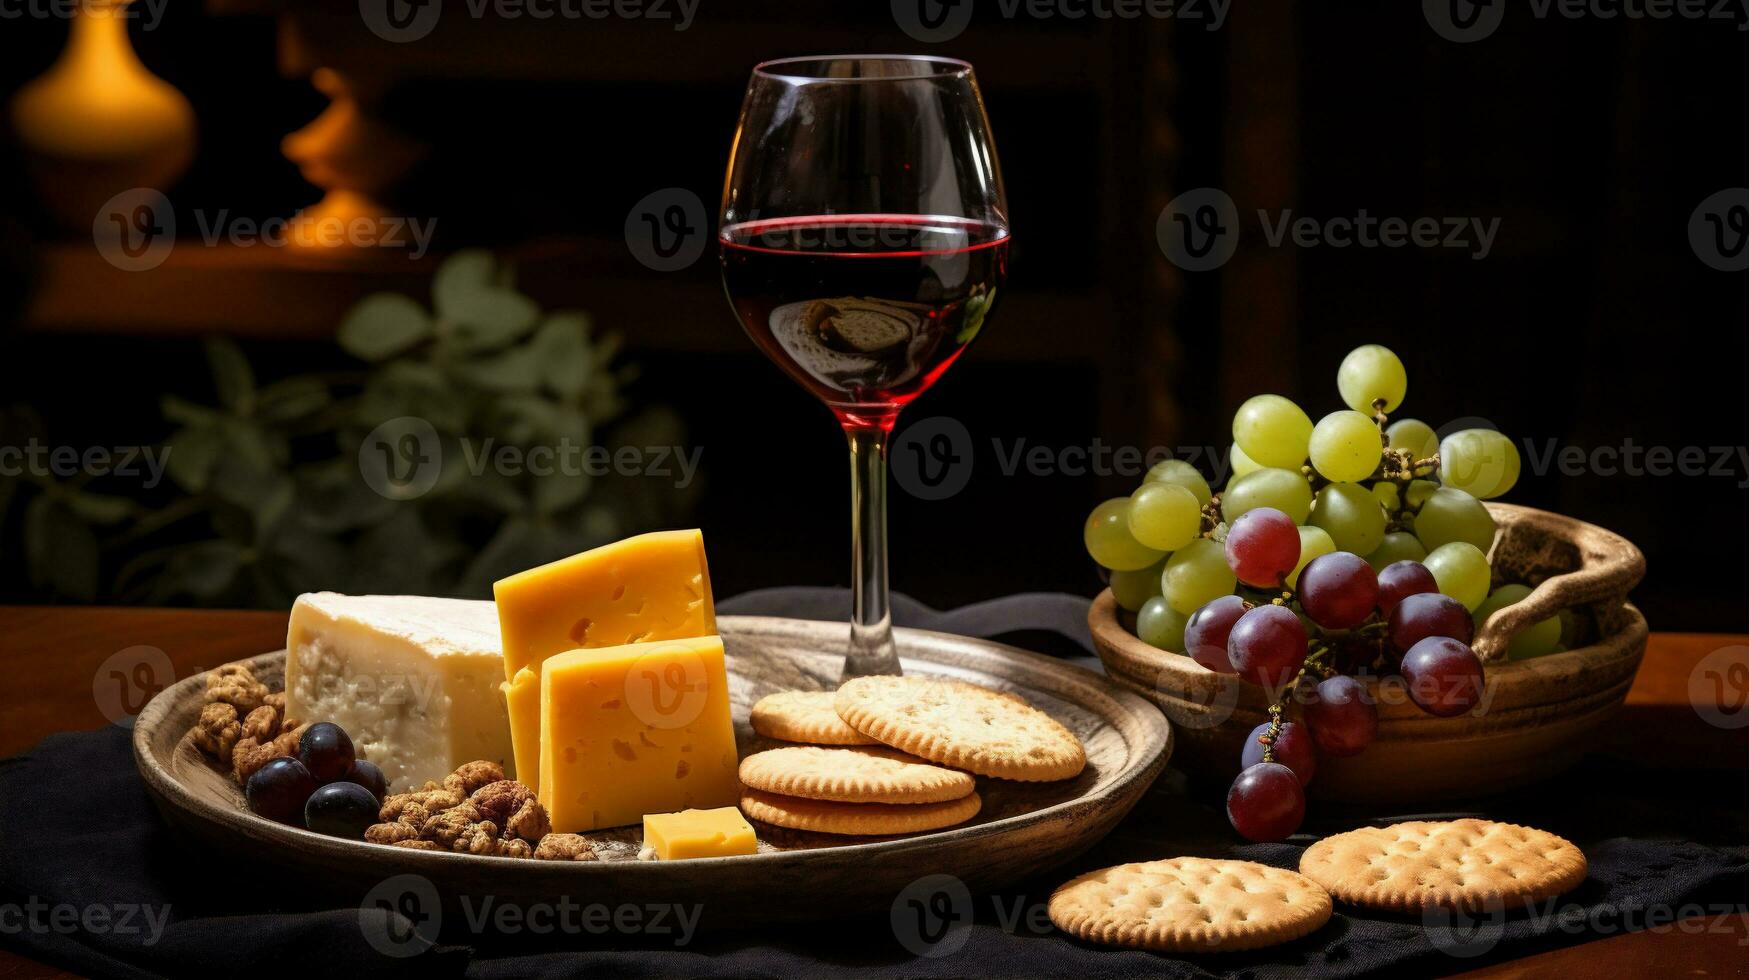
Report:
843,424,901,679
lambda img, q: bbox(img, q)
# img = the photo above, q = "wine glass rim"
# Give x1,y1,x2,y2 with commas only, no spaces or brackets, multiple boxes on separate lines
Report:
752,54,974,83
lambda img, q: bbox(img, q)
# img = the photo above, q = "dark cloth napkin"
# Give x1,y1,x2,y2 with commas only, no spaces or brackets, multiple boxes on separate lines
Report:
2,589,1745,979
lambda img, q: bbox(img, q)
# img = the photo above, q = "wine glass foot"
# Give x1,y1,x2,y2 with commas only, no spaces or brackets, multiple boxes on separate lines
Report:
843,621,902,680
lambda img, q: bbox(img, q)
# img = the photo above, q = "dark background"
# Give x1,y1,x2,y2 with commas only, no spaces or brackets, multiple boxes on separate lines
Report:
2,0,1745,631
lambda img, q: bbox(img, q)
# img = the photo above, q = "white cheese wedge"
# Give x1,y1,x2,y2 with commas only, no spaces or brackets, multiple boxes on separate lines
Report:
285,592,515,790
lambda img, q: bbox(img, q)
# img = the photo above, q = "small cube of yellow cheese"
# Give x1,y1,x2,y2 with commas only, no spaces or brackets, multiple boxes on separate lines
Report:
539,635,741,833
643,807,757,860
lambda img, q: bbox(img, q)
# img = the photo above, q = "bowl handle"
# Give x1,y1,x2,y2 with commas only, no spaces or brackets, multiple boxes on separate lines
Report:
1473,516,1646,662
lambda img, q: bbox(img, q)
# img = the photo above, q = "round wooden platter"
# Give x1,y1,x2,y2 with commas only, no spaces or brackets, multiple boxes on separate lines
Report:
135,615,1170,929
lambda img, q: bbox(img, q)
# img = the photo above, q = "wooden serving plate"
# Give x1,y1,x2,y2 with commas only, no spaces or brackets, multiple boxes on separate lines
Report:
1091,503,1647,805
135,615,1170,930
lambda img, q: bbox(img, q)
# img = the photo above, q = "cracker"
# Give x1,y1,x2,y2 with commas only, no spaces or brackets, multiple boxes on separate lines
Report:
1298,818,1588,912
739,745,975,804
1049,858,1332,953
749,690,877,745
833,676,1086,782
739,789,981,836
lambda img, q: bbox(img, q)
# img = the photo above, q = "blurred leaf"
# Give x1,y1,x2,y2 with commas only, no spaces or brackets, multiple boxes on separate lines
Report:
451,344,543,392
446,289,541,351
258,376,332,422
205,337,256,414
161,396,225,428
432,249,498,317
25,496,100,600
164,426,225,493
532,312,592,397
531,471,589,516
294,459,397,534
62,490,136,525
339,294,433,362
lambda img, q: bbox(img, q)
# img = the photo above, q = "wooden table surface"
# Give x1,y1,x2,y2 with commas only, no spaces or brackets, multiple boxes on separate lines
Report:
0,607,1744,979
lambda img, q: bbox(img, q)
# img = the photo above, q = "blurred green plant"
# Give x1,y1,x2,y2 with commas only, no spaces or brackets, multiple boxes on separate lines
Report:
2,250,695,607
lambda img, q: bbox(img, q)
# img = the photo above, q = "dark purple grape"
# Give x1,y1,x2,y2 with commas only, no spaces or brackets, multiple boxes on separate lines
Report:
1377,560,1438,616
246,756,317,826
345,759,388,801
1240,721,1316,786
1387,592,1474,653
1227,604,1309,689
1401,637,1487,717
1226,762,1306,842
1185,595,1248,673
304,781,380,839
1304,675,1378,757
1224,508,1301,588
297,722,356,784
1297,552,1380,630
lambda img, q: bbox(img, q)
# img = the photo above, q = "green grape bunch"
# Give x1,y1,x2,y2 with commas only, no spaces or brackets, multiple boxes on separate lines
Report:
1080,343,1565,845
1083,343,1548,649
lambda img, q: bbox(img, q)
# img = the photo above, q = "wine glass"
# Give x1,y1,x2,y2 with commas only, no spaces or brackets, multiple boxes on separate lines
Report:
719,55,1009,679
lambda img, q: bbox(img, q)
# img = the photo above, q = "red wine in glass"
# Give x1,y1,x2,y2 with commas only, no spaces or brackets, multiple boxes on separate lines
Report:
720,55,1008,678
721,214,1008,431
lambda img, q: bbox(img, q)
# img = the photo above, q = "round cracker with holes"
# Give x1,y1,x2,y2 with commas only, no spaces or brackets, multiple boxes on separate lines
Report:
1298,818,1588,912
833,676,1086,782
749,690,878,745
1049,857,1332,953
739,745,975,804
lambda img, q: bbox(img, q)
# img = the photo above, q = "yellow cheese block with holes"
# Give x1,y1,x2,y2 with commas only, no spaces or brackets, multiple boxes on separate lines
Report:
494,529,717,792
539,636,741,832
643,807,757,860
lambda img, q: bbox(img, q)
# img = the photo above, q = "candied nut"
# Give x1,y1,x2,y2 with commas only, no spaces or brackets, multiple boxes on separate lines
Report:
534,834,597,862
455,820,503,855
499,838,533,859
443,761,504,799
241,704,280,742
468,781,533,826
379,798,431,827
231,738,279,783
504,798,551,843
365,822,422,845
205,665,268,716
421,806,484,848
266,693,301,732
192,703,242,764
392,839,442,851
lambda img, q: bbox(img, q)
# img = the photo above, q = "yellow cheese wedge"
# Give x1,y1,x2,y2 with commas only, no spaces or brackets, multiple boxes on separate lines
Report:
643,807,757,860
494,529,717,791
539,636,741,833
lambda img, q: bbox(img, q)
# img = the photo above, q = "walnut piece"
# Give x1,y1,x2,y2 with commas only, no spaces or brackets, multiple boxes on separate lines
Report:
420,806,484,849
192,703,242,764
467,781,551,843
534,834,598,862
365,821,423,845
392,839,442,851
443,761,504,799
241,704,280,742
204,664,268,716
231,724,307,784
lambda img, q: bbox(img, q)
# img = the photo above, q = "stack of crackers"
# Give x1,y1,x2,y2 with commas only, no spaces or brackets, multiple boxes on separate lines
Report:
739,676,1087,837
1048,818,1588,954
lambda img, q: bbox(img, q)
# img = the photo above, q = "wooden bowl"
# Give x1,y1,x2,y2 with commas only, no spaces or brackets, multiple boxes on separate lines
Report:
1090,503,1647,805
